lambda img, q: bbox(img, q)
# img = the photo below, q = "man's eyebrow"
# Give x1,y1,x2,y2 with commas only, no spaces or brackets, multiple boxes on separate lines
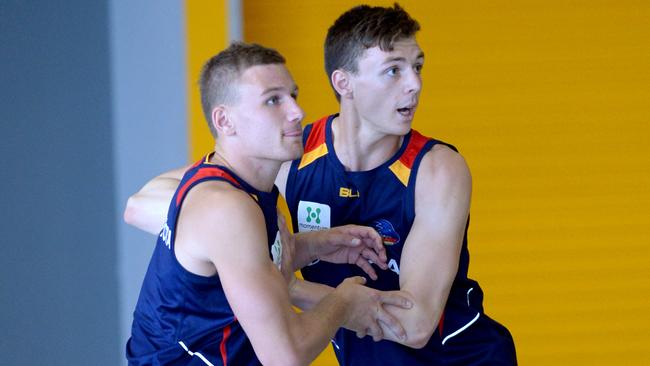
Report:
261,85,299,95
261,86,285,95
382,52,425,64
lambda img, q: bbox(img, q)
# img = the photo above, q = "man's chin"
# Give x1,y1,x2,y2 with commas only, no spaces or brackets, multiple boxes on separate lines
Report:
392,122,413,136
286,147,304,162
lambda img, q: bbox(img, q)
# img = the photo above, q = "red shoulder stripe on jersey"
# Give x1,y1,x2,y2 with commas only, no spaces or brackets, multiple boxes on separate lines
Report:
304,116,328,153
298,116,329,170
175,167,241,206
438,311,445,338
388,130,431,186
399,130,429,169
220,324,231,366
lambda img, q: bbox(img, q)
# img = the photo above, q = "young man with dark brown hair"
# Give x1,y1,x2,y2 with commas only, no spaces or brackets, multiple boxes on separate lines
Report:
126,42,411,366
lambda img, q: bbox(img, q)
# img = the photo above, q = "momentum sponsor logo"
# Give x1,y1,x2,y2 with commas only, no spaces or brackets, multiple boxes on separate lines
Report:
297,201,331,232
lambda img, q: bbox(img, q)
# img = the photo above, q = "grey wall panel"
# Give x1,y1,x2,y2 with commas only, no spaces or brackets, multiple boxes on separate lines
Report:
0,1,119,365
109,1,187,362
0,1,187,364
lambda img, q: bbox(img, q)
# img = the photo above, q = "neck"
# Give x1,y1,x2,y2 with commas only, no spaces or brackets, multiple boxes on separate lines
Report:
212,145,279,192
332,107,403,171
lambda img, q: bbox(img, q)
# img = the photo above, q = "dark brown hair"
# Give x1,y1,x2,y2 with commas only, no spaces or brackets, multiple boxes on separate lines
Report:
199,42,285,137
324,3,420,101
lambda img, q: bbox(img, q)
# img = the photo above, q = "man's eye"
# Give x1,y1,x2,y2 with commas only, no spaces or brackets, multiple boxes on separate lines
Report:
387,67,399,76
266,96,280,105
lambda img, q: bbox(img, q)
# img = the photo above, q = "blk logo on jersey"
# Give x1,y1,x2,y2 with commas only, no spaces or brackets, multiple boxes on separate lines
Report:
297,201,331,232
339,187,360,198
373,219,400,246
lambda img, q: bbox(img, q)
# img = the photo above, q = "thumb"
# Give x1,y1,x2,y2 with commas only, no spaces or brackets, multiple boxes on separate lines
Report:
345,276,367,285
379,291,413,309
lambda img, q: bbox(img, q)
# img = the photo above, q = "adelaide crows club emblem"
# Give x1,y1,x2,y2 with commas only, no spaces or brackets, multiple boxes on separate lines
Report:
372,219,400,246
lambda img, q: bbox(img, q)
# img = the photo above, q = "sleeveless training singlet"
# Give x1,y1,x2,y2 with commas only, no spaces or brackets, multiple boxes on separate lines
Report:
127,154,279,366
285,115,516,365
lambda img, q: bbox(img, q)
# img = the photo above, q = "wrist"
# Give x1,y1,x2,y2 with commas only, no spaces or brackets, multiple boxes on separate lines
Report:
296,231,320,262
331,283,354,324
287,274,299,298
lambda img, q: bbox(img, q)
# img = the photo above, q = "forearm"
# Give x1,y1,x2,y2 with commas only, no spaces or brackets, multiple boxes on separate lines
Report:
288,287,350,365
289,278,333,310
381,290,445,348
123,177,179,234
292,232,319,270
256,282,351,365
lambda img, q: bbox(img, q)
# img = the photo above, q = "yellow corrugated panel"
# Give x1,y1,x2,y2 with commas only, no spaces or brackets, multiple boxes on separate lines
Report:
243,1,650,364
186,1,228,161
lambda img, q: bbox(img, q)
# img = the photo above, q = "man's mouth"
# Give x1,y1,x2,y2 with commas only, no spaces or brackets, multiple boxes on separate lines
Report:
283,129,302,137
397,104,416,117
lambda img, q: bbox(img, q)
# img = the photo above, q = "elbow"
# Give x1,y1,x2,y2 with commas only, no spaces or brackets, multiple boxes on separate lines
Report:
404,330,434,349
123,195,159,235
402,313,440,349
259,357,299,366
258,348,304,366
123,195,138,226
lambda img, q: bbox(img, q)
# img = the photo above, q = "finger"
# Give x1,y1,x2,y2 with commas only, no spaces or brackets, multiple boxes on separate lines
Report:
362,235,387,262
366,323,383,342
378,291,413,309
325,232,362,247
349,228,385,263
375,309,406,341
339,225,378,242
277,215,290,239
356,329,366,339
344,276,367,286
347,225,382,244
355,257,378,280
360,248,387,270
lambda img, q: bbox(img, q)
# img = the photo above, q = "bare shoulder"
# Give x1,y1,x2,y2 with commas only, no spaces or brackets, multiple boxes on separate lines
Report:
174,180,270,276
177,181,265,257
182,181,262,230
418,144,471,187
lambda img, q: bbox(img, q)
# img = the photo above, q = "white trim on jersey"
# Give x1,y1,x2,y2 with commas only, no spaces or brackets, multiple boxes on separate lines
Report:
441,312,481,345
178,341,215,366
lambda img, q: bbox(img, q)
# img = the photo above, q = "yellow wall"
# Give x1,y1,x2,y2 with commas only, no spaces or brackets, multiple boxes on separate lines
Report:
188,1,650,364
244,0,650,365
186,1,229,161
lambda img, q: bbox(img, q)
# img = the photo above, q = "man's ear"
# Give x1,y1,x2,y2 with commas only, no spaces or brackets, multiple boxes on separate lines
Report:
331,69,353,99
211,105,236,136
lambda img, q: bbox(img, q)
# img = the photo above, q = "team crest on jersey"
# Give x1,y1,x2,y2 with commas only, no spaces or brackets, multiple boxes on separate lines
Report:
297,201,331,232
271,231,282,269
373,219,400,246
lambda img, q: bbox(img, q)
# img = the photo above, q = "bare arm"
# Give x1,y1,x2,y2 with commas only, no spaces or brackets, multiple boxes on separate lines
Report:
292,225,389,279
177,183,409,365
380,145,472,348
123,165,189,234
277,214,411,342
125,158,290,235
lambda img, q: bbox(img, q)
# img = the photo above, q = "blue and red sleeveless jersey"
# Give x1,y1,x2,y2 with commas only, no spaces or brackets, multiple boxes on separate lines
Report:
127,154,278,366
285,115,487,365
